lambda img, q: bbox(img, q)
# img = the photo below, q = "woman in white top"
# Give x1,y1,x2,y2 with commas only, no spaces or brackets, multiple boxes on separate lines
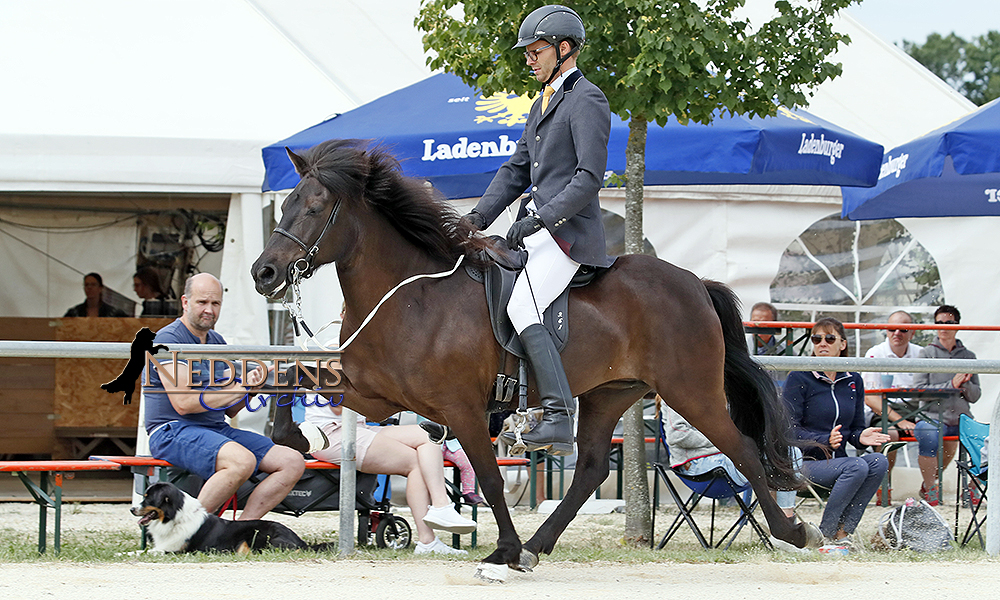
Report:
304,395,475,555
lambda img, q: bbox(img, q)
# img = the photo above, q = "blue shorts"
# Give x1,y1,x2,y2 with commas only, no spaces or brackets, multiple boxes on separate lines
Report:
149,420,275,481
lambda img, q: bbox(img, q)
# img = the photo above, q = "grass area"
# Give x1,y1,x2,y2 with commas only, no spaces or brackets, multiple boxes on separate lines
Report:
0,501,994,565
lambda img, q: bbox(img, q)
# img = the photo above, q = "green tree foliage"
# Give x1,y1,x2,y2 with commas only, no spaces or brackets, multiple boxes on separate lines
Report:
416,0,858,547
416,0,857,126
903,31,1000,106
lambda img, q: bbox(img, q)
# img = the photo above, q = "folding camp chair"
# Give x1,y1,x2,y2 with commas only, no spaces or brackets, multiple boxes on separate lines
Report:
955,414,988,547
651,416,771,550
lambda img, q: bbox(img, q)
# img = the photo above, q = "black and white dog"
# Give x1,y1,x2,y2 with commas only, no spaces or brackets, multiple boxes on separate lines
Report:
132,482,332,554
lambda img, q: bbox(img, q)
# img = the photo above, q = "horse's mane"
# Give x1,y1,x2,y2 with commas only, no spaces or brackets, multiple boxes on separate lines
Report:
299,139,491,265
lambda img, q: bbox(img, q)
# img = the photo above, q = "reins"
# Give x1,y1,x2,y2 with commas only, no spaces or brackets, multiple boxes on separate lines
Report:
285,253,466,352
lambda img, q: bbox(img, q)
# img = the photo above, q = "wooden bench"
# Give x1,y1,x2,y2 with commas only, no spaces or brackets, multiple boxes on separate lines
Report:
0,459,121,553
93,455,529,549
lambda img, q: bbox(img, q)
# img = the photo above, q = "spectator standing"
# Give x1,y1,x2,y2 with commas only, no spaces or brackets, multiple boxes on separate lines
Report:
64,272,128,317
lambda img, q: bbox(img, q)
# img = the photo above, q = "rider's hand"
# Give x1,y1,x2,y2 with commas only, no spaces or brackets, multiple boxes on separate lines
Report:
506,215,544,250
461,211,487,231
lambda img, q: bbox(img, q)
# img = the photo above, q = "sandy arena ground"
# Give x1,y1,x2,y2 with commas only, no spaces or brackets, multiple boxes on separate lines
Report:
1,499,998,599
1,560,995,600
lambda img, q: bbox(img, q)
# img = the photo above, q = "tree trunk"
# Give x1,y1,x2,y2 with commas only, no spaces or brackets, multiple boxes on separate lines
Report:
622,117,650,546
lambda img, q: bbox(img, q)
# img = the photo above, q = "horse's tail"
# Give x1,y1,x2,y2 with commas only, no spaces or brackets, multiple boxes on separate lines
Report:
703,280,798,489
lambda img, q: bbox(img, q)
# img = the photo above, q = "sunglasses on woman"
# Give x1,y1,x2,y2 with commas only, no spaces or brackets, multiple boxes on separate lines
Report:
810,334,840,345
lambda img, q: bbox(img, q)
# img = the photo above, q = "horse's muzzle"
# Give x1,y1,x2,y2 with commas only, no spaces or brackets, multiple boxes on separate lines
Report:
251,259,283,297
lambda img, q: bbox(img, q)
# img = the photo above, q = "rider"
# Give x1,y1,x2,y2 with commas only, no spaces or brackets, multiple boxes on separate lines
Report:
462,5,612,456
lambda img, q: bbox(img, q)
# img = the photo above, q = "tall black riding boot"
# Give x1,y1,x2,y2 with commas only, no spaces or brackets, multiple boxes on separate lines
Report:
500,324,575,456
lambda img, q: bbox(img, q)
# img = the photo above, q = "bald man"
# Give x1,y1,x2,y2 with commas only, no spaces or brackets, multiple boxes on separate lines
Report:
143,273,304,520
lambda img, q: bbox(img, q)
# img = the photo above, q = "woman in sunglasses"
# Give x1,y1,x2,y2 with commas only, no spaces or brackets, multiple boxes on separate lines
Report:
782,317,890,550
911,304,981,506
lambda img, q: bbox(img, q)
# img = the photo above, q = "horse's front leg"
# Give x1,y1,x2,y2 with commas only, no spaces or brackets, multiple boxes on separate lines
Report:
449,416,521,582
519,389,634,568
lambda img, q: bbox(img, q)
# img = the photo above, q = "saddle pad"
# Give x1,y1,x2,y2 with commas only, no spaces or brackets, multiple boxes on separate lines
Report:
465,238,612,359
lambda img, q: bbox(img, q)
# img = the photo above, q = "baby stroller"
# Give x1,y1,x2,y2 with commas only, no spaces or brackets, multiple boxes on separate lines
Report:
168,466,412,550
235,468,412,550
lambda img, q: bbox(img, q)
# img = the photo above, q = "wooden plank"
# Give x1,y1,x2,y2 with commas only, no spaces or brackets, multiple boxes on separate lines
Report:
0,436,54,454
52,317,172,430
0,363,55,389
0,317,59,341
0,389,54,413
2,413,55,437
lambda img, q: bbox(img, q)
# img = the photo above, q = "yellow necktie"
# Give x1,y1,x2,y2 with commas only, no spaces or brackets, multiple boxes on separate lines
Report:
541,85,555,113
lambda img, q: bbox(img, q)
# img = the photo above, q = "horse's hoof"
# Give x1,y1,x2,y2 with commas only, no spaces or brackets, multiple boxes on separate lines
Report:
474,562,508,583
513,549,538,572
803,521,824,548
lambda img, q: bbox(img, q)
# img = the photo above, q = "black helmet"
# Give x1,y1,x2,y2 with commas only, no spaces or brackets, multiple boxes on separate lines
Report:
512,5,585,49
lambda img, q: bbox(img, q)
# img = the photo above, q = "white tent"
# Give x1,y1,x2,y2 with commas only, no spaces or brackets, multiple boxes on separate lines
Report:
0,0,434,343
1,2,995,418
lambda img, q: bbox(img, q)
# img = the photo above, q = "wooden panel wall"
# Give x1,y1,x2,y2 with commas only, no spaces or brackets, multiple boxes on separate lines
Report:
53,317,173,428
0,318,58,454
0,317,172,456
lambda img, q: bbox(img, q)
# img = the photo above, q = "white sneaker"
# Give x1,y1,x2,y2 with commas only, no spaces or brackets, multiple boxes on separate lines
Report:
422,504,477,534
414,538,468,556
769,535,810,555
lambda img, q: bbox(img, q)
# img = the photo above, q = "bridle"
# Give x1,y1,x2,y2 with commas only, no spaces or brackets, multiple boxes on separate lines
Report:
268,175,465,351
272,194,343,287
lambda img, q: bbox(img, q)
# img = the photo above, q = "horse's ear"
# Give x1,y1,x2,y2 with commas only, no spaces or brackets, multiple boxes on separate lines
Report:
286,147,308,176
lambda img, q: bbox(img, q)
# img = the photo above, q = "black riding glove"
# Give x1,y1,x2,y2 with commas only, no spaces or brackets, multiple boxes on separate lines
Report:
506,215,544,250
461,210,487,231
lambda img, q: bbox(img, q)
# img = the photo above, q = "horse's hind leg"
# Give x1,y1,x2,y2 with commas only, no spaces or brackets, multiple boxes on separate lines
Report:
520,385,647,567
668,390,811,548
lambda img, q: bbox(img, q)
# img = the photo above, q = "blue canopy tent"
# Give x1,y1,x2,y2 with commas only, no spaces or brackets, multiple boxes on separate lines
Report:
263,73,883,199
842,97,1000,220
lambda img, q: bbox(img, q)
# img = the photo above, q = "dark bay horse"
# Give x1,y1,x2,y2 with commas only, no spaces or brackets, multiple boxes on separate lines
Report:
251,139,818,580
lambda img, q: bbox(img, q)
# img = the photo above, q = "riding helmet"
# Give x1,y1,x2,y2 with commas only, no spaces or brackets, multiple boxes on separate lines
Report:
512,5,585,49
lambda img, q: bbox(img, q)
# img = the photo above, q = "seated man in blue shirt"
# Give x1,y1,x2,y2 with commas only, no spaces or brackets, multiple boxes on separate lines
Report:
144,273,305,519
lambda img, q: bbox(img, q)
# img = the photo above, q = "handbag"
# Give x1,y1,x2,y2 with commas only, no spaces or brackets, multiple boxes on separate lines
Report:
876,497,954,552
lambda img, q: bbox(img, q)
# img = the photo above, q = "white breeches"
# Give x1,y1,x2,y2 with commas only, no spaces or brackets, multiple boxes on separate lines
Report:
507,225,580,334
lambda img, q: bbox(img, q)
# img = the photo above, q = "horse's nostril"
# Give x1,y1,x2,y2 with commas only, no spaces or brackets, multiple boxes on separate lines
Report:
257,265,275,283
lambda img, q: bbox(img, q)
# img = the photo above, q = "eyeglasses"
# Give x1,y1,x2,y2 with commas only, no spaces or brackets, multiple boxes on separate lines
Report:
810,334,840,345
888,328,911,334
523,43,554,61
935,320,958,325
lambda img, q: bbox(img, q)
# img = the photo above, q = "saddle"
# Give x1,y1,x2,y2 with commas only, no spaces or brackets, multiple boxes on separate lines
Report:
465,236,611,359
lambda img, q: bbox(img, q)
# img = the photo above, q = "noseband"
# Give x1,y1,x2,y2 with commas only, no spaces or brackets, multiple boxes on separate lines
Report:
272,196,343,285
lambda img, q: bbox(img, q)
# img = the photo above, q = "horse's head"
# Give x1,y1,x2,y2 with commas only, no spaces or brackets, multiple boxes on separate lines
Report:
253,139,491,298
252,142,366,297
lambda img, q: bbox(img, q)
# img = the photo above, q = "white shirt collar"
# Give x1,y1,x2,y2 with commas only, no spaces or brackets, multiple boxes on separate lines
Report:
547,66,578,93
